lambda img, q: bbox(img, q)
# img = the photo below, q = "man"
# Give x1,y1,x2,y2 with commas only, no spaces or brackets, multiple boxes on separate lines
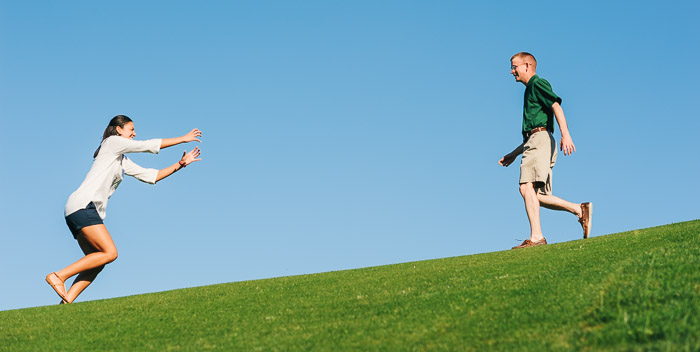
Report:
499,52,592,249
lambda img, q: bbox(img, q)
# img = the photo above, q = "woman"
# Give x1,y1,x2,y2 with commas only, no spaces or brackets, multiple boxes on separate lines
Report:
46,115,202,304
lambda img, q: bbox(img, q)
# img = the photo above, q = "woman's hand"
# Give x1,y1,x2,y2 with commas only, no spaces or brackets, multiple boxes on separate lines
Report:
155,146,203,183
161,129,202,149
180,147,202,167
182,128,202,143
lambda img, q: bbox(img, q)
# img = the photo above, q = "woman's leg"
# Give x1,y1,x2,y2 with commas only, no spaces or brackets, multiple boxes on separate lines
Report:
64,235,108,303
52,224,118,302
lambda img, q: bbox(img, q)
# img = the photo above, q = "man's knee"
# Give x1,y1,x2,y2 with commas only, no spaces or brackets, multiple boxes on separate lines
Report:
519,182,534,196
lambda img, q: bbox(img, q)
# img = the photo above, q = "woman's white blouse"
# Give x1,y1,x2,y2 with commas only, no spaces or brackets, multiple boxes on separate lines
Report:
65,136,162,219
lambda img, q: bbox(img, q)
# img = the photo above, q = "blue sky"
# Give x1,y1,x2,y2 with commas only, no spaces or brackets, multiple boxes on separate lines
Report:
1,0,698,311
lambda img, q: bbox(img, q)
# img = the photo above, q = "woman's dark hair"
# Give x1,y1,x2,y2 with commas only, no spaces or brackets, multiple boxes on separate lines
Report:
93,115,133,158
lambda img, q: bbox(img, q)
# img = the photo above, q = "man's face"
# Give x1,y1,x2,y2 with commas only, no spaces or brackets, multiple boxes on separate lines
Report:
510,57,529,83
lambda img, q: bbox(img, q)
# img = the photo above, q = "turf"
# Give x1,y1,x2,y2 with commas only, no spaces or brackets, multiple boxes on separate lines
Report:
2,220,699,351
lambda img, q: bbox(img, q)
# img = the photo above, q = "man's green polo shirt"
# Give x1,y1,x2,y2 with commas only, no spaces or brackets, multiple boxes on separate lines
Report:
522,74,562,140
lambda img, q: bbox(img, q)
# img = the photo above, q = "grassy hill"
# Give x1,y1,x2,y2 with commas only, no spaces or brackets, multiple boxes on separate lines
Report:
2,220,699,351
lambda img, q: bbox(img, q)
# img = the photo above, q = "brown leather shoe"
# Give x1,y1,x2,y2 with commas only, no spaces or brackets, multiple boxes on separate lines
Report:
579,202,593,239
512,238,547,249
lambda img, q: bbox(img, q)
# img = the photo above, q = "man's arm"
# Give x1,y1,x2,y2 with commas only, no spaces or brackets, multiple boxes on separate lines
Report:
552,102,575,155
499,143,524,167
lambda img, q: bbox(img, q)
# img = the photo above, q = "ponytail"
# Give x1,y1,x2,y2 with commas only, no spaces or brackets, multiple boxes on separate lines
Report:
93,115,133,158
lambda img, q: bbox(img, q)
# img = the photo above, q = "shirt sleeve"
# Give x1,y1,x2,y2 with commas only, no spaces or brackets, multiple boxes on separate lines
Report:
104,136,162,155
122,156,159,184
533,78,562,109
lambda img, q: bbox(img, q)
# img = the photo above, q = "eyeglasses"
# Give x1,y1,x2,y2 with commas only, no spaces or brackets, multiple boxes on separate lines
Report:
511,63,528,70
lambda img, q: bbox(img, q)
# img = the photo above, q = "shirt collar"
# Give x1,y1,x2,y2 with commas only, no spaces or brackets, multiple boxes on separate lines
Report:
527,74,539,88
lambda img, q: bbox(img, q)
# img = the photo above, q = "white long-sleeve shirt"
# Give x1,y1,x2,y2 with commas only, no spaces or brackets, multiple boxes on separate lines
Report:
65,136,162,219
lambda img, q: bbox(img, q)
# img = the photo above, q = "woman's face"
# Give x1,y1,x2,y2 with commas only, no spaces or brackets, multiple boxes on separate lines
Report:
116,122,135,139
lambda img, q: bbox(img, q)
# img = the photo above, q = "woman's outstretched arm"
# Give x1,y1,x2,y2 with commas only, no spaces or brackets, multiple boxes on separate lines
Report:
160,128,202,149
155,147,202,183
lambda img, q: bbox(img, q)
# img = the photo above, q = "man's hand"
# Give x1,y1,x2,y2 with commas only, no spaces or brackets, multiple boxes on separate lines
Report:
560,134,576,156
499,153,516,167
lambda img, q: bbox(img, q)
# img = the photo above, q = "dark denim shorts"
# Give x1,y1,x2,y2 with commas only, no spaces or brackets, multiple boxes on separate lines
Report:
65,203,104,239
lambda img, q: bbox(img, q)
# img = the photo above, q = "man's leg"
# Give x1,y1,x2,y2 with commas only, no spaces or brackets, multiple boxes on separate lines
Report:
520,182,545,242
538,194,593,238
537,194,581,217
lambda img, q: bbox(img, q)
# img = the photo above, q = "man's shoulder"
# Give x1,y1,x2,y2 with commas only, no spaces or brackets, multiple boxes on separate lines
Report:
530,75,556,92
531,75,551,85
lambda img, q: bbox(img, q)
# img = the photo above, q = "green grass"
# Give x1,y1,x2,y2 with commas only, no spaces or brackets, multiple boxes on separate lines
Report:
2,220,699,351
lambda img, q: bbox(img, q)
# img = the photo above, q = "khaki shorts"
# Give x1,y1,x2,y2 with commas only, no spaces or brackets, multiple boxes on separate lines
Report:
520,130,557,195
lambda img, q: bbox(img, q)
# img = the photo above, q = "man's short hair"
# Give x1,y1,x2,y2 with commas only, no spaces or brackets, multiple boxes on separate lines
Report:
511,52,537,69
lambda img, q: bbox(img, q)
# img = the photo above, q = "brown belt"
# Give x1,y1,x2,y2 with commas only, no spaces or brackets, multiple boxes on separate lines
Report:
525,126,548,139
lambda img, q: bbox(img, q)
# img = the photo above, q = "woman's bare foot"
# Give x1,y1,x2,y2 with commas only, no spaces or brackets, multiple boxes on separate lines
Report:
45,272,68,303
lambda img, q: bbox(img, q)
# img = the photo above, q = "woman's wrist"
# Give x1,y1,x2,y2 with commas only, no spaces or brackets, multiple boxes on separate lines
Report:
178,160,187,169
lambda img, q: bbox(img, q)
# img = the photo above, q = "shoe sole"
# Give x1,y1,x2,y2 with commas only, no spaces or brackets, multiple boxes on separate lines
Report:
583,203,593,239
512,240,548,249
